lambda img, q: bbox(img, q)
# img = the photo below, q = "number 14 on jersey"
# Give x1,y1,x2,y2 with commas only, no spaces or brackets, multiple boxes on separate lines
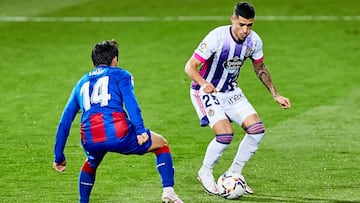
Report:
80,76,111,111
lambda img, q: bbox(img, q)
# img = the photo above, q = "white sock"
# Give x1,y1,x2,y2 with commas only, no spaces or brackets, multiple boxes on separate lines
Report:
228,133,264,173
201,138,228,170
163,186,175,194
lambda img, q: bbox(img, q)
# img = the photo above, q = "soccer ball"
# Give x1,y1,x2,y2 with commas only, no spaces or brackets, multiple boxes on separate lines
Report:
217,172,246,199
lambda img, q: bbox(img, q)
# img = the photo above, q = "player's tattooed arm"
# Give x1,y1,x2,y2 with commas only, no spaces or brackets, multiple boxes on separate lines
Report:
253,62,278,98
253,62,291,109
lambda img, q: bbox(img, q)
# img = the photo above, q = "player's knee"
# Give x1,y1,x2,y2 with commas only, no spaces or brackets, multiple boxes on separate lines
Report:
81,160,97,174
151,131,168,145
244,121,265,135
216,133,234,144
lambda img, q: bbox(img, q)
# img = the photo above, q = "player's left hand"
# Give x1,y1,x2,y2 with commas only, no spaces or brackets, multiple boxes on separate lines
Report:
274,95,291,109
53,160,66,172
137,132,149,145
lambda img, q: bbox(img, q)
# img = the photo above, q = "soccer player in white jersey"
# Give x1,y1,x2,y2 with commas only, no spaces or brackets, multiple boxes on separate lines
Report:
184,1,291,196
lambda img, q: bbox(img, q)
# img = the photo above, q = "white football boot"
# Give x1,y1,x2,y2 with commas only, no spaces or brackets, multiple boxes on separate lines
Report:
244,182,254,194
161,191,183,203
238,174,254,194
197,168,219,195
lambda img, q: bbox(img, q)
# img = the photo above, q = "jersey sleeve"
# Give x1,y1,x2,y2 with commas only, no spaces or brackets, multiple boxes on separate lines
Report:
118,72,146,135
250,32,264,63
54,86,80,163
193,28,221,63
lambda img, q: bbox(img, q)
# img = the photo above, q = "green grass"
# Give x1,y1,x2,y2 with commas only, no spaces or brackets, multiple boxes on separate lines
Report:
0,0,359,202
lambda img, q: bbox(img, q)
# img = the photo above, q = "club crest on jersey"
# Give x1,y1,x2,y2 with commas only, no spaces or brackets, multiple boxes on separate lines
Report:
208,109,214,116
244,47,252,58
222,56,243,74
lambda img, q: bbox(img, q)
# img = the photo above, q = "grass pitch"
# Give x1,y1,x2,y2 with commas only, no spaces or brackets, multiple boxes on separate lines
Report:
0,0,359,202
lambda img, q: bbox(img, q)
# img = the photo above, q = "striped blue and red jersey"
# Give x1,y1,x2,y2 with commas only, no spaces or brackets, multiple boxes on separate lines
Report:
191,25,264,92
54,65,146,163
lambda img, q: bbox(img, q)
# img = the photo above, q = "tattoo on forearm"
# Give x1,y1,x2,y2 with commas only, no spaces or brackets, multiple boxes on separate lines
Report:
256,63,278,97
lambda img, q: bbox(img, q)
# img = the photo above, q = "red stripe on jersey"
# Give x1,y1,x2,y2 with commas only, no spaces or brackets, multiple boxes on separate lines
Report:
112,112,129,138
90,113,107,143
155,145,171,155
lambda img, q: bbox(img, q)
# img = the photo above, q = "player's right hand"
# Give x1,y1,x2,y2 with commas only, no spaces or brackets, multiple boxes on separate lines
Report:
53,160,66,172
137,132,149,145
200,82,217,94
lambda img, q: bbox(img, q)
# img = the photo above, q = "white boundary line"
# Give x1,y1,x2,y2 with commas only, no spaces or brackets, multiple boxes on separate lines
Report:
0,16,359,22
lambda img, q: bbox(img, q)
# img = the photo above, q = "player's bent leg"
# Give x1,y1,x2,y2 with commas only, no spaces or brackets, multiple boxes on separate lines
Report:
154,145,174,187
147,131,168,152
228,114,265,195
148,131,183,203
79,160,98,203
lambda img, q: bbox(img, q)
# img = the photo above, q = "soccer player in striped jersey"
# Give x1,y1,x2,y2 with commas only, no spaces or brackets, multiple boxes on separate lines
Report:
53,39,183,203
184,2,291,196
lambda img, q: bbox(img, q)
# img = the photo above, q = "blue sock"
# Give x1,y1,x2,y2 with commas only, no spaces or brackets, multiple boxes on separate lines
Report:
155,146,174,187
79,161,96,203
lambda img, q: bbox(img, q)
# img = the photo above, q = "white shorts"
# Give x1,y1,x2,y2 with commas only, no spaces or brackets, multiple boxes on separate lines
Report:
190,87,257,128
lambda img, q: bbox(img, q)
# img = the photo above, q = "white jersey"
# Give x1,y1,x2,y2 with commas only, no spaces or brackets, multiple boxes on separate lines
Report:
191,25,264,92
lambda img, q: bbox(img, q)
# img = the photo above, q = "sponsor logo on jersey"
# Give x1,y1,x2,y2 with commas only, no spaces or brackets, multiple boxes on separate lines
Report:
222,56,243,74
228,92,245,105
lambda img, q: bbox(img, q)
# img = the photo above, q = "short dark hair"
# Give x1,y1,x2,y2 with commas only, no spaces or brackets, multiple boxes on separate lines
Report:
91,39,119,67
233,2,255,19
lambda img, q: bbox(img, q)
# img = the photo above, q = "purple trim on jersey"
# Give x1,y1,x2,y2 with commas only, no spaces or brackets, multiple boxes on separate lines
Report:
213,36,236,91
219,42,243,92
220,75,233,92
210,39,230,88
234,43,242,56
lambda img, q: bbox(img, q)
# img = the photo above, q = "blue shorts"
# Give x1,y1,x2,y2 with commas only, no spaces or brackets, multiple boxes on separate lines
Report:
82,128,152,168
